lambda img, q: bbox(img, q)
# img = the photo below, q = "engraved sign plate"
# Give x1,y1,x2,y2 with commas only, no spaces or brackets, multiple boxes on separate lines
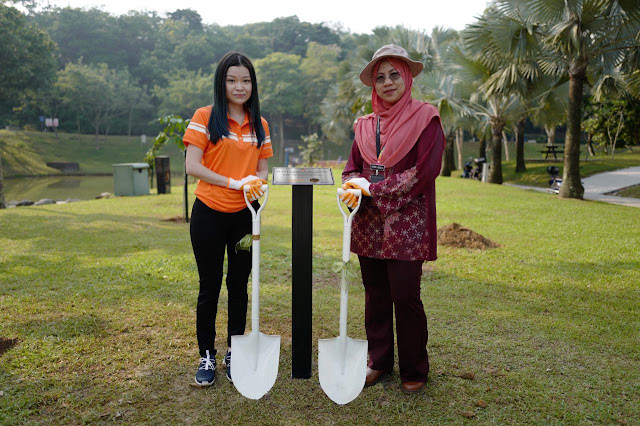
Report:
272,167,335,185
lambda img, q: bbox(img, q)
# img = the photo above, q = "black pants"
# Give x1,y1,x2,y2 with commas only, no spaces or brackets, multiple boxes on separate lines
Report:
190,197,255,357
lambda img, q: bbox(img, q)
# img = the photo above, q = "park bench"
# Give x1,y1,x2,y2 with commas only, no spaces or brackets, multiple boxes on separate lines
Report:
540,145,564,160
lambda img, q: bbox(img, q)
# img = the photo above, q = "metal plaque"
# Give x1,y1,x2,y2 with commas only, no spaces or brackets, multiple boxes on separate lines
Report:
272,167,335,185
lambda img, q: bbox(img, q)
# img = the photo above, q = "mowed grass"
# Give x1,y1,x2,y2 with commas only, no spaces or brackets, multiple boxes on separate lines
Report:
1,174,639,424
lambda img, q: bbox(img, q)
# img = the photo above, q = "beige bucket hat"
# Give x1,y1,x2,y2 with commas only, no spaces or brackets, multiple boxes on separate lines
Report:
359,44,424,87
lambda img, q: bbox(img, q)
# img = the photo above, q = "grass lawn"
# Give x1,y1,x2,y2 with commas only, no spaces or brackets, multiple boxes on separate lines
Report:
614,184,640,199
1,173,639,424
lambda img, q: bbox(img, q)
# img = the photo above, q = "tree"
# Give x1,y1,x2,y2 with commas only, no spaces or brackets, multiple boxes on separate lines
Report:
462,5,549,177
300,133,323,164
167,9,202,32
254,52,304,161
146,115,190,222
529,77,569,146
497,0,640,198
300,42,341,132
55,62,138,141
154,68,215,119
583,97,640,156
0,3,56,125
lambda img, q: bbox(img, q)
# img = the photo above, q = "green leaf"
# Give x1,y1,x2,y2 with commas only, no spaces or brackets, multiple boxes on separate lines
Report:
235,234,253,253
332,260,358,283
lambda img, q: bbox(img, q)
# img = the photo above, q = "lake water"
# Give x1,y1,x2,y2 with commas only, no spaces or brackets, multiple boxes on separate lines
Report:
3,175,116,203
4,175,196,203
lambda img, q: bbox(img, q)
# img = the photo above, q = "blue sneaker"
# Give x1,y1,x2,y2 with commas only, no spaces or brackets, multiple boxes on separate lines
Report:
223,351,232,382
195,350,216,386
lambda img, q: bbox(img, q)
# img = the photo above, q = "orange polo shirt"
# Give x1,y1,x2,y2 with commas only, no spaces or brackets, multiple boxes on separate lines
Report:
183,106,273,213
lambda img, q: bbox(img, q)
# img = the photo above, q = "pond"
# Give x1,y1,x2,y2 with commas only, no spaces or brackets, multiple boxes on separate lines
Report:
4,174,196,203
3,175,116,203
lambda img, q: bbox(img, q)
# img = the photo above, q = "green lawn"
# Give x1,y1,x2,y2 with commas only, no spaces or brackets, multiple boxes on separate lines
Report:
1,173,638,424
616,184,640,198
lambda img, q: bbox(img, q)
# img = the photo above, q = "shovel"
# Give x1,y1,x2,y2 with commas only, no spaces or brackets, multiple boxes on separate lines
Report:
318,188,368,405
231,185,280,400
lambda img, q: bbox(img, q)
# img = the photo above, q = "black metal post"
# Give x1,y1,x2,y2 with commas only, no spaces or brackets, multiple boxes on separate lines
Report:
155,155,171,194
183,150,189,223
291,185,313,379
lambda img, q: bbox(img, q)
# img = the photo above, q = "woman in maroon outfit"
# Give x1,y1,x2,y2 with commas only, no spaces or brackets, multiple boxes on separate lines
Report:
341,44,445,394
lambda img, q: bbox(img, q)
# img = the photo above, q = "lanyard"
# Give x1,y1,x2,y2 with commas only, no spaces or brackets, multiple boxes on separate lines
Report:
376,116,381,160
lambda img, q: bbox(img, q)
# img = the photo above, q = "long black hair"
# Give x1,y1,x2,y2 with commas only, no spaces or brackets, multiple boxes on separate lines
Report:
207,51,266,147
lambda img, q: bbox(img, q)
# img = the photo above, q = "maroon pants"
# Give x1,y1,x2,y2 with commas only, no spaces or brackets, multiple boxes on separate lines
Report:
358,256,429,383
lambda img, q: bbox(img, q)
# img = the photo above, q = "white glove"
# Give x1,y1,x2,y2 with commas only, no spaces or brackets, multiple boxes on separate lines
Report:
228,175,260,190
342,177,371,196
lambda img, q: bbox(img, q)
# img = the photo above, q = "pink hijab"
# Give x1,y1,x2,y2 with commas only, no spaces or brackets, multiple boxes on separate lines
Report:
354,58,440,168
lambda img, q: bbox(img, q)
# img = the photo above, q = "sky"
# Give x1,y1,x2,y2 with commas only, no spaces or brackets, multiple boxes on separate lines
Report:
38,0,491,34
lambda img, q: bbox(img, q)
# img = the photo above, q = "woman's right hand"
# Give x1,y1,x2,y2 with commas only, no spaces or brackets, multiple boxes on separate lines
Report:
339,191,360,209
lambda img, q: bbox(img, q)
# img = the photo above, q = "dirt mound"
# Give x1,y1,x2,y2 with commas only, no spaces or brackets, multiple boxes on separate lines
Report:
163,216,187,223
0,337,19,356
437,223,500,250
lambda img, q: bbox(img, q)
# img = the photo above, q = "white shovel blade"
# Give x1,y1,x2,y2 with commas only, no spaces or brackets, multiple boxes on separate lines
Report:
231,332,280,400
318,337,368,405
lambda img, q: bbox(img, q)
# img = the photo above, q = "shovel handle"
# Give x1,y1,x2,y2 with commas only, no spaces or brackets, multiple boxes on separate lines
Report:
244,184,269,221
336,188,362,225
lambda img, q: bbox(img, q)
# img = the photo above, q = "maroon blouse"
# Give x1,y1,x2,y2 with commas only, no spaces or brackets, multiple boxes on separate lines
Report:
342,118,445,261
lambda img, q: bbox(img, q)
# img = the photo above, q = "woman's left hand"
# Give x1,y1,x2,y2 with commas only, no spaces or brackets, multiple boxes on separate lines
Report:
343,178,371,196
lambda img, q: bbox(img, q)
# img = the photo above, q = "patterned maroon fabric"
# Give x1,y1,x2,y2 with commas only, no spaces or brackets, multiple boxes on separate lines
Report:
342,119,445,261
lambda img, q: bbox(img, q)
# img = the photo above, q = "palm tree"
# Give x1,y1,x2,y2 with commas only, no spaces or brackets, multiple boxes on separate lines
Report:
463,5,547,174
414,27,472,176
497,0,640,198
529,77,570,146
447,38,520,184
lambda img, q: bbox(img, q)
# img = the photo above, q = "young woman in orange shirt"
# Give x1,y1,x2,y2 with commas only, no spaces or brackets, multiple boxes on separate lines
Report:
182,51,273,386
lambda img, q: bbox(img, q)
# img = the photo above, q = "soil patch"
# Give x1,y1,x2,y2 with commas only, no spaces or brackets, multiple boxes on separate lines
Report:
0,337,19,356
163,216,188,223
437,223,500,250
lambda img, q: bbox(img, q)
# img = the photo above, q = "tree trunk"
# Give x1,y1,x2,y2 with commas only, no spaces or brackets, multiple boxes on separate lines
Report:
489,122,504,184
94,120,100,149
278,113,285,164
440,134,455,177
515,117,526,172
128,107,133,140
502,131,510,161
479,136,487,159
183,149,189,223
544,126,556,146
0,153,5,209
587,133,595,156
559,61,586,199
455,127,463,171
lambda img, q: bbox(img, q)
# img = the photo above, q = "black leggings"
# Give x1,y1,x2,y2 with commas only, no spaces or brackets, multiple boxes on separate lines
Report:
190,197,256,357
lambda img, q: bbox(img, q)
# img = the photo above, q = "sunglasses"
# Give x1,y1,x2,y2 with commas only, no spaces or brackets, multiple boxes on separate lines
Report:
374,71,402,85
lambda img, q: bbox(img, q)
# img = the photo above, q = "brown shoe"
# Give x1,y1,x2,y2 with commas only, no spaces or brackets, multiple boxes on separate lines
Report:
365,368,389,387
401,381,425,394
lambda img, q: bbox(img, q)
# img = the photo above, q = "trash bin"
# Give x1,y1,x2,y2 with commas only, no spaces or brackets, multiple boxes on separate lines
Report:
155,155,171,194
112,163,150,196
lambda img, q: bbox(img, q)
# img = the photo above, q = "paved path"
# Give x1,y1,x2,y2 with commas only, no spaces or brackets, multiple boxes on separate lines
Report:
506,166,640,208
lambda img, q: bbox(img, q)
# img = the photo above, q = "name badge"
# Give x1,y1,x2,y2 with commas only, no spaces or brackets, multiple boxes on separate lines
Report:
370,164,385,183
